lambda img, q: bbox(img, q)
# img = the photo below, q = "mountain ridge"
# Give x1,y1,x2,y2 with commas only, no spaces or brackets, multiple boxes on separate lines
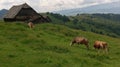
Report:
54,1,120,15
0,9,8,19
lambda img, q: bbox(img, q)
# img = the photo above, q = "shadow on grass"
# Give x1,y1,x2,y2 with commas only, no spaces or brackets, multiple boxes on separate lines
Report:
8,54,17,58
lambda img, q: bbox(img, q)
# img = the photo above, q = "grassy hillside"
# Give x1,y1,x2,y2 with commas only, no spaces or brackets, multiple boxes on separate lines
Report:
0,21,120,67
68,14,120,37
46,13,120,38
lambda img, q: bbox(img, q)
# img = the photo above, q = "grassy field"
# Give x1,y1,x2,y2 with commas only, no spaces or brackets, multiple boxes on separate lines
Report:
0,21,120,67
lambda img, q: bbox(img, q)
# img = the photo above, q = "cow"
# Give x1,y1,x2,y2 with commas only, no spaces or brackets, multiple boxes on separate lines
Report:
94,41,108,54
70,37,89,49
28,22,34,29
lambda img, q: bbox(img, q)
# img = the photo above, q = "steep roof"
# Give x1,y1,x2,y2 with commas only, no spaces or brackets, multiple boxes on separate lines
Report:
4,3,33,18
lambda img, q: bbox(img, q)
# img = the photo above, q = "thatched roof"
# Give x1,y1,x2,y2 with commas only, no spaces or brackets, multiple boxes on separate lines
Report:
4,3,34,18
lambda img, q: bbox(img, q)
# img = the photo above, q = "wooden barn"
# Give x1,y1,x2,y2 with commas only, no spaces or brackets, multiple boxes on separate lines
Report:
4,3,51,23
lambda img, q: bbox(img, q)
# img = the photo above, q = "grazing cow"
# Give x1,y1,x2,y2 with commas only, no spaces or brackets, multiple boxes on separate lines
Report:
28,22,34,29
94,41,108,54
70,37,89,49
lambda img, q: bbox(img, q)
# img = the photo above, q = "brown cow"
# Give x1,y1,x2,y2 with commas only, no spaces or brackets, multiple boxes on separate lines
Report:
28,22,34,29
70,37,89,49
94,41,108,54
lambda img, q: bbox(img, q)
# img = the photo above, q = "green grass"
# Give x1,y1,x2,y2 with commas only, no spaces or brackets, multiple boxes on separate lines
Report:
0,21,120,67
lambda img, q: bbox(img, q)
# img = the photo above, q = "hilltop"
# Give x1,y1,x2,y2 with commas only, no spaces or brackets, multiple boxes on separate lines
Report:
45,13,120,38
0,9,120,38
0,21,120,67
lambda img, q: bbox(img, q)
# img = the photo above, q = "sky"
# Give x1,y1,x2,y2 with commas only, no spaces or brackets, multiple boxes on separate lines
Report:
0,0,120,12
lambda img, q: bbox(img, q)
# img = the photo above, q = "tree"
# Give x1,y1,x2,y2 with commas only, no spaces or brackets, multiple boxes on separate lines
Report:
73,19,78,25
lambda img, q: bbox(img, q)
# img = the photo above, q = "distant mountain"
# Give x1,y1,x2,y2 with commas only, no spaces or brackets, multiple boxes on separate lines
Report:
54,1,120,15
0,9,8,19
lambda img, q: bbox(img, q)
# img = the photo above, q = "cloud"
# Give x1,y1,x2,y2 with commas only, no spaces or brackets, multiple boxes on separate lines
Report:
38,0,84,12
0,0,119,12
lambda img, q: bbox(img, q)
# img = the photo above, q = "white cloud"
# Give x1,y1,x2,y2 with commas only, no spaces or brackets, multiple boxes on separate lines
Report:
0,0,119,12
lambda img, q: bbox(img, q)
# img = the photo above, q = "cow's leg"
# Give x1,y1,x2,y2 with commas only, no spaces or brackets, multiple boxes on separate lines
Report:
70,42,74,46
77,42,80,45
85,43,89,50
104,48,108,54
102,45,108,54
97,49,100,55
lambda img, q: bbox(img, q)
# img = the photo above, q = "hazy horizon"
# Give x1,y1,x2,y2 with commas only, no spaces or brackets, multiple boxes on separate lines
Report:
0,0,120,12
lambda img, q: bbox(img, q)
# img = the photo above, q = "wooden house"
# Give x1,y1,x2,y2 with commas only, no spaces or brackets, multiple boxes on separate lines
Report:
4,3,50,23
